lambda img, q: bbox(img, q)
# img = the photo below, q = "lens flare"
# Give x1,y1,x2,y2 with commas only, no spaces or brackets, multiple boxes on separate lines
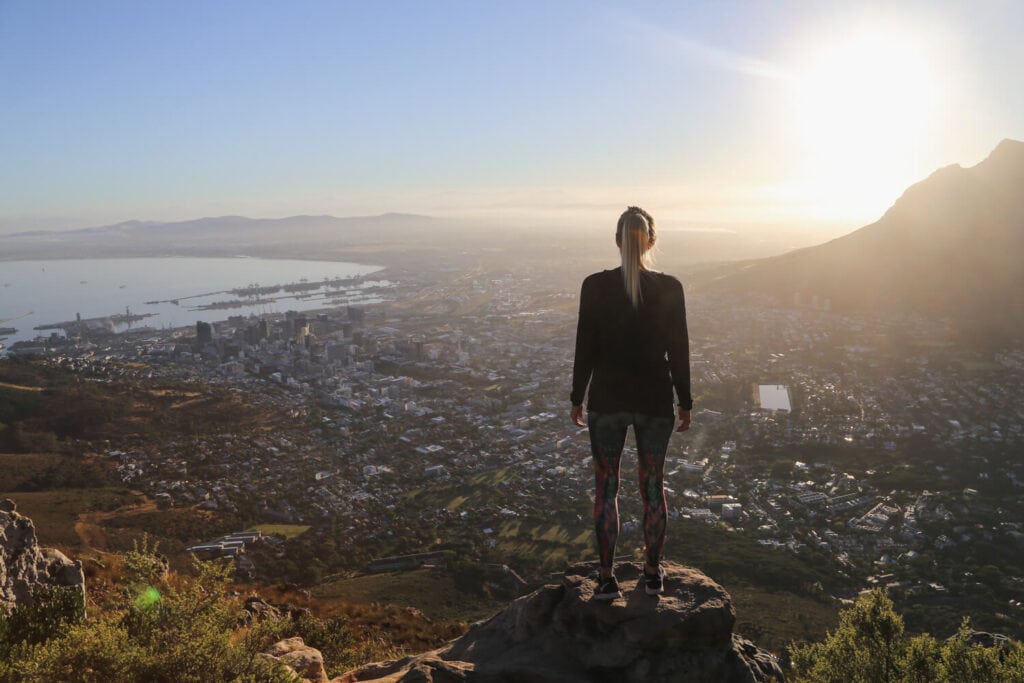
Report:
133,585,161,609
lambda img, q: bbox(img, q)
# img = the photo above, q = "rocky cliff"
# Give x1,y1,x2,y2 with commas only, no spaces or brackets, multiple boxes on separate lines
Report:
0,499,85,611
324,560,783,683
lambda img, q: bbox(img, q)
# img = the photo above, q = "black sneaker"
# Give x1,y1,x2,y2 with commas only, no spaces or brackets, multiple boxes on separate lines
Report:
644,566,665,596
594,575,622,601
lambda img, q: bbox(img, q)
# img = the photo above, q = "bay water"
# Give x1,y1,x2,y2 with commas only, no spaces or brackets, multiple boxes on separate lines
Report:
0,257,386,348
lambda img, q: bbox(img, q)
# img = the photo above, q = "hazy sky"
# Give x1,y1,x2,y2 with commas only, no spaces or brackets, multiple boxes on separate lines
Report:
2,1,1021,234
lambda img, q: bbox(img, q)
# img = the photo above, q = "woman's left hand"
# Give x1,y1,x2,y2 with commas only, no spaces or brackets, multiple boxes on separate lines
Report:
571,404,586,427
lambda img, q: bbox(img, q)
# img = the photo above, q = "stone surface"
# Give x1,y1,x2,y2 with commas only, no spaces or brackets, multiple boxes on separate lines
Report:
335,561,784,683
261,637,330,683
0,505,86,611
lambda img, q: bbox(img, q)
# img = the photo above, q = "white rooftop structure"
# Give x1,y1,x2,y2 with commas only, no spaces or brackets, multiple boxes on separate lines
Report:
758,384,791,412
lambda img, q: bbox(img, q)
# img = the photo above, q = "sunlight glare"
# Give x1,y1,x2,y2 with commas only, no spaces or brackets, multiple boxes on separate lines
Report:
789,27,941,221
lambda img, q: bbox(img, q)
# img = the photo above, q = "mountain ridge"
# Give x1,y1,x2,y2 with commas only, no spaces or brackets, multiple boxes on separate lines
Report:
700,139,1024,339
0,212,442,261
5,212,436,239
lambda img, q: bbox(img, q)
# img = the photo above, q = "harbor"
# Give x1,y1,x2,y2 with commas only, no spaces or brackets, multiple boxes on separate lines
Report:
0,257,388,350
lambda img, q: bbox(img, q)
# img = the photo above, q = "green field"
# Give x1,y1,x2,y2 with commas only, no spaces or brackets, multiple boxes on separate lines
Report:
246,523,312,539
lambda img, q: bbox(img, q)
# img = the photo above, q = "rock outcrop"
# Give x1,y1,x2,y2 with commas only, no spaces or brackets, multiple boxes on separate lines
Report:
261,637,330,683
243,594,313,623
0,498,86,611
335,561,784,683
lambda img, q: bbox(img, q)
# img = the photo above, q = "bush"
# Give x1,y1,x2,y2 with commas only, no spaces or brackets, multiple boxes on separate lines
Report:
0,584,86,654
0,534,412,681
790,590,1024,682
0,542,294,683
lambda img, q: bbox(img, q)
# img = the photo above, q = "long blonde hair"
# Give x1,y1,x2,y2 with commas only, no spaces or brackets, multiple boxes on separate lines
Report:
616,206,656,308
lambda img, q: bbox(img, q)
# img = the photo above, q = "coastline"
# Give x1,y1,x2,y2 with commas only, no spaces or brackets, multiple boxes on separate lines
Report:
0,256,393,351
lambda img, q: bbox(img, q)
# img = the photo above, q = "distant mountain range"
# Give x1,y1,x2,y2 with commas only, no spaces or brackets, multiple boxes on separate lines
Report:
701,139,1024,338
0,213,439,260
6,140,1023,339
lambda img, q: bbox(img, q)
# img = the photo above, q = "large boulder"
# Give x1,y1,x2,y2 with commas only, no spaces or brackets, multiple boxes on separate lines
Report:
0,499,86,611
335,561,784,683
261,637,330,683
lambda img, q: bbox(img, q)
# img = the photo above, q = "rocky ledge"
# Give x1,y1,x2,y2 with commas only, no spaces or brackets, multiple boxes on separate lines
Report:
330,560,783,683
0,498,86,611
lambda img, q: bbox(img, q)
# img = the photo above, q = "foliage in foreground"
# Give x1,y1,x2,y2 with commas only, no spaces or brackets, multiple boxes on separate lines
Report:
7,537,1024,682
790,590,1024,683
0,538,296,683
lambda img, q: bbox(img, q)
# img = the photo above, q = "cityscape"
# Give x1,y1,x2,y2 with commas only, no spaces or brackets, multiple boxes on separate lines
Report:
3,2,1023,679
5,254,1022,646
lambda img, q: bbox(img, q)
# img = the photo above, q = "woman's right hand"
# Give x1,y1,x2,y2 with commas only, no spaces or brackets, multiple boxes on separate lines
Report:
676,408,691,432
571,404,586,427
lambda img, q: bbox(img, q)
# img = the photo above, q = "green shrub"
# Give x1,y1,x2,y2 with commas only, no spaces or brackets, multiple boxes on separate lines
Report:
0,584,86,650
0,541,294,683
790,590,1024,682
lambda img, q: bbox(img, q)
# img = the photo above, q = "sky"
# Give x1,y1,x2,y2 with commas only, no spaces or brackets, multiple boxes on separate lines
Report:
1,0,1022,235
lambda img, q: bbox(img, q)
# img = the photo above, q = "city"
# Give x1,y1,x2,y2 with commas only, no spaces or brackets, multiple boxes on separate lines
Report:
6,258,1022,646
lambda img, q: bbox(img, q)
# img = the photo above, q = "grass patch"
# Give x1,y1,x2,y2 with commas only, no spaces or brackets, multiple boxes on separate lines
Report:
0,452,116,491
498,520,522,538
402,486,425,501
247,524,311,539
727,582,839,653
314,568,506,624
537,525,569,543
468,467,514,486
0,453,65,489
105,507,243,548
445,495,468,511
0,487,139,548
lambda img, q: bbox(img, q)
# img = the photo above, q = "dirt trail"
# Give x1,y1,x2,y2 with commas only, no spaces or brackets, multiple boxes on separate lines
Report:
0,381,44,392
75,496,157,550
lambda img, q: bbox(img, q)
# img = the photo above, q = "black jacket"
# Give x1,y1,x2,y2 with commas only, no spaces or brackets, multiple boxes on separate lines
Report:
570,268,692,417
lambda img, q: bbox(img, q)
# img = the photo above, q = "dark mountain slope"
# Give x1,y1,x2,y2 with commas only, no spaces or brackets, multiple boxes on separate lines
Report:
703,139,1024,334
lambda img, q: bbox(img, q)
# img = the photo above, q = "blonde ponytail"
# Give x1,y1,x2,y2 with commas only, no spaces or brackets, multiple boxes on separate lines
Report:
616,206,656,308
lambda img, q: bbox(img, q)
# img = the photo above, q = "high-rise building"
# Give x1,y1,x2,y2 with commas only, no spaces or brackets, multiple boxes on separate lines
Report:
196,321,213,345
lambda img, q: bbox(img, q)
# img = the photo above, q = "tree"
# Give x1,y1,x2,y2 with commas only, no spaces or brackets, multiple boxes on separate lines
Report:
790,590,1024,683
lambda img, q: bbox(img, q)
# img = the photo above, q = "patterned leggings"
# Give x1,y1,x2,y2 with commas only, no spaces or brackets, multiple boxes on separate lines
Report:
588,411,674,570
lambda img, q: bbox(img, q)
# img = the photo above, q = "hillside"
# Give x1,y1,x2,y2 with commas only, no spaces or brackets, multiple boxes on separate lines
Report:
702,139,1024,340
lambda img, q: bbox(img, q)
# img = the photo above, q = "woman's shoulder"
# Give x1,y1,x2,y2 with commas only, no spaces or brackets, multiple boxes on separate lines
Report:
648,270,684,291
582,269,620,287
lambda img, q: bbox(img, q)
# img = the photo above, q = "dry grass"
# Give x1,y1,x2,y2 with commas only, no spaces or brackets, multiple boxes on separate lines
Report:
314,568,506,625
726,582,840,653
0,488,140,549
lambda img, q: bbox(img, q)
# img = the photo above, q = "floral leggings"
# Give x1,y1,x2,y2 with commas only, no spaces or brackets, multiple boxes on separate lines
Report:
588,411,675,570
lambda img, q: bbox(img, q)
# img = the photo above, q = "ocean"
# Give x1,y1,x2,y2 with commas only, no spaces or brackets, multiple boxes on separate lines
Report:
0,257,387,348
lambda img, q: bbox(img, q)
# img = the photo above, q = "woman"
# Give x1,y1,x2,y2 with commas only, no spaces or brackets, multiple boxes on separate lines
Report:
570,206,692,600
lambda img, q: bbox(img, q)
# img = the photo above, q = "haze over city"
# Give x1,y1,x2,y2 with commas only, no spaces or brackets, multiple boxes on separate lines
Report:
2,1,1022,236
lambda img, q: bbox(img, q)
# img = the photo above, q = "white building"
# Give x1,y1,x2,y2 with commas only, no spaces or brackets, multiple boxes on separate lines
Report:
758,384,791,413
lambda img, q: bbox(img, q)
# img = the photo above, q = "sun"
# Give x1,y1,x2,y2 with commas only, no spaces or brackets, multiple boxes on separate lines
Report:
788,27,941,221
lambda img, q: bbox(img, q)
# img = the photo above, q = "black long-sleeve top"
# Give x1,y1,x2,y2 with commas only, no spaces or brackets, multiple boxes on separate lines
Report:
570,268,692,417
